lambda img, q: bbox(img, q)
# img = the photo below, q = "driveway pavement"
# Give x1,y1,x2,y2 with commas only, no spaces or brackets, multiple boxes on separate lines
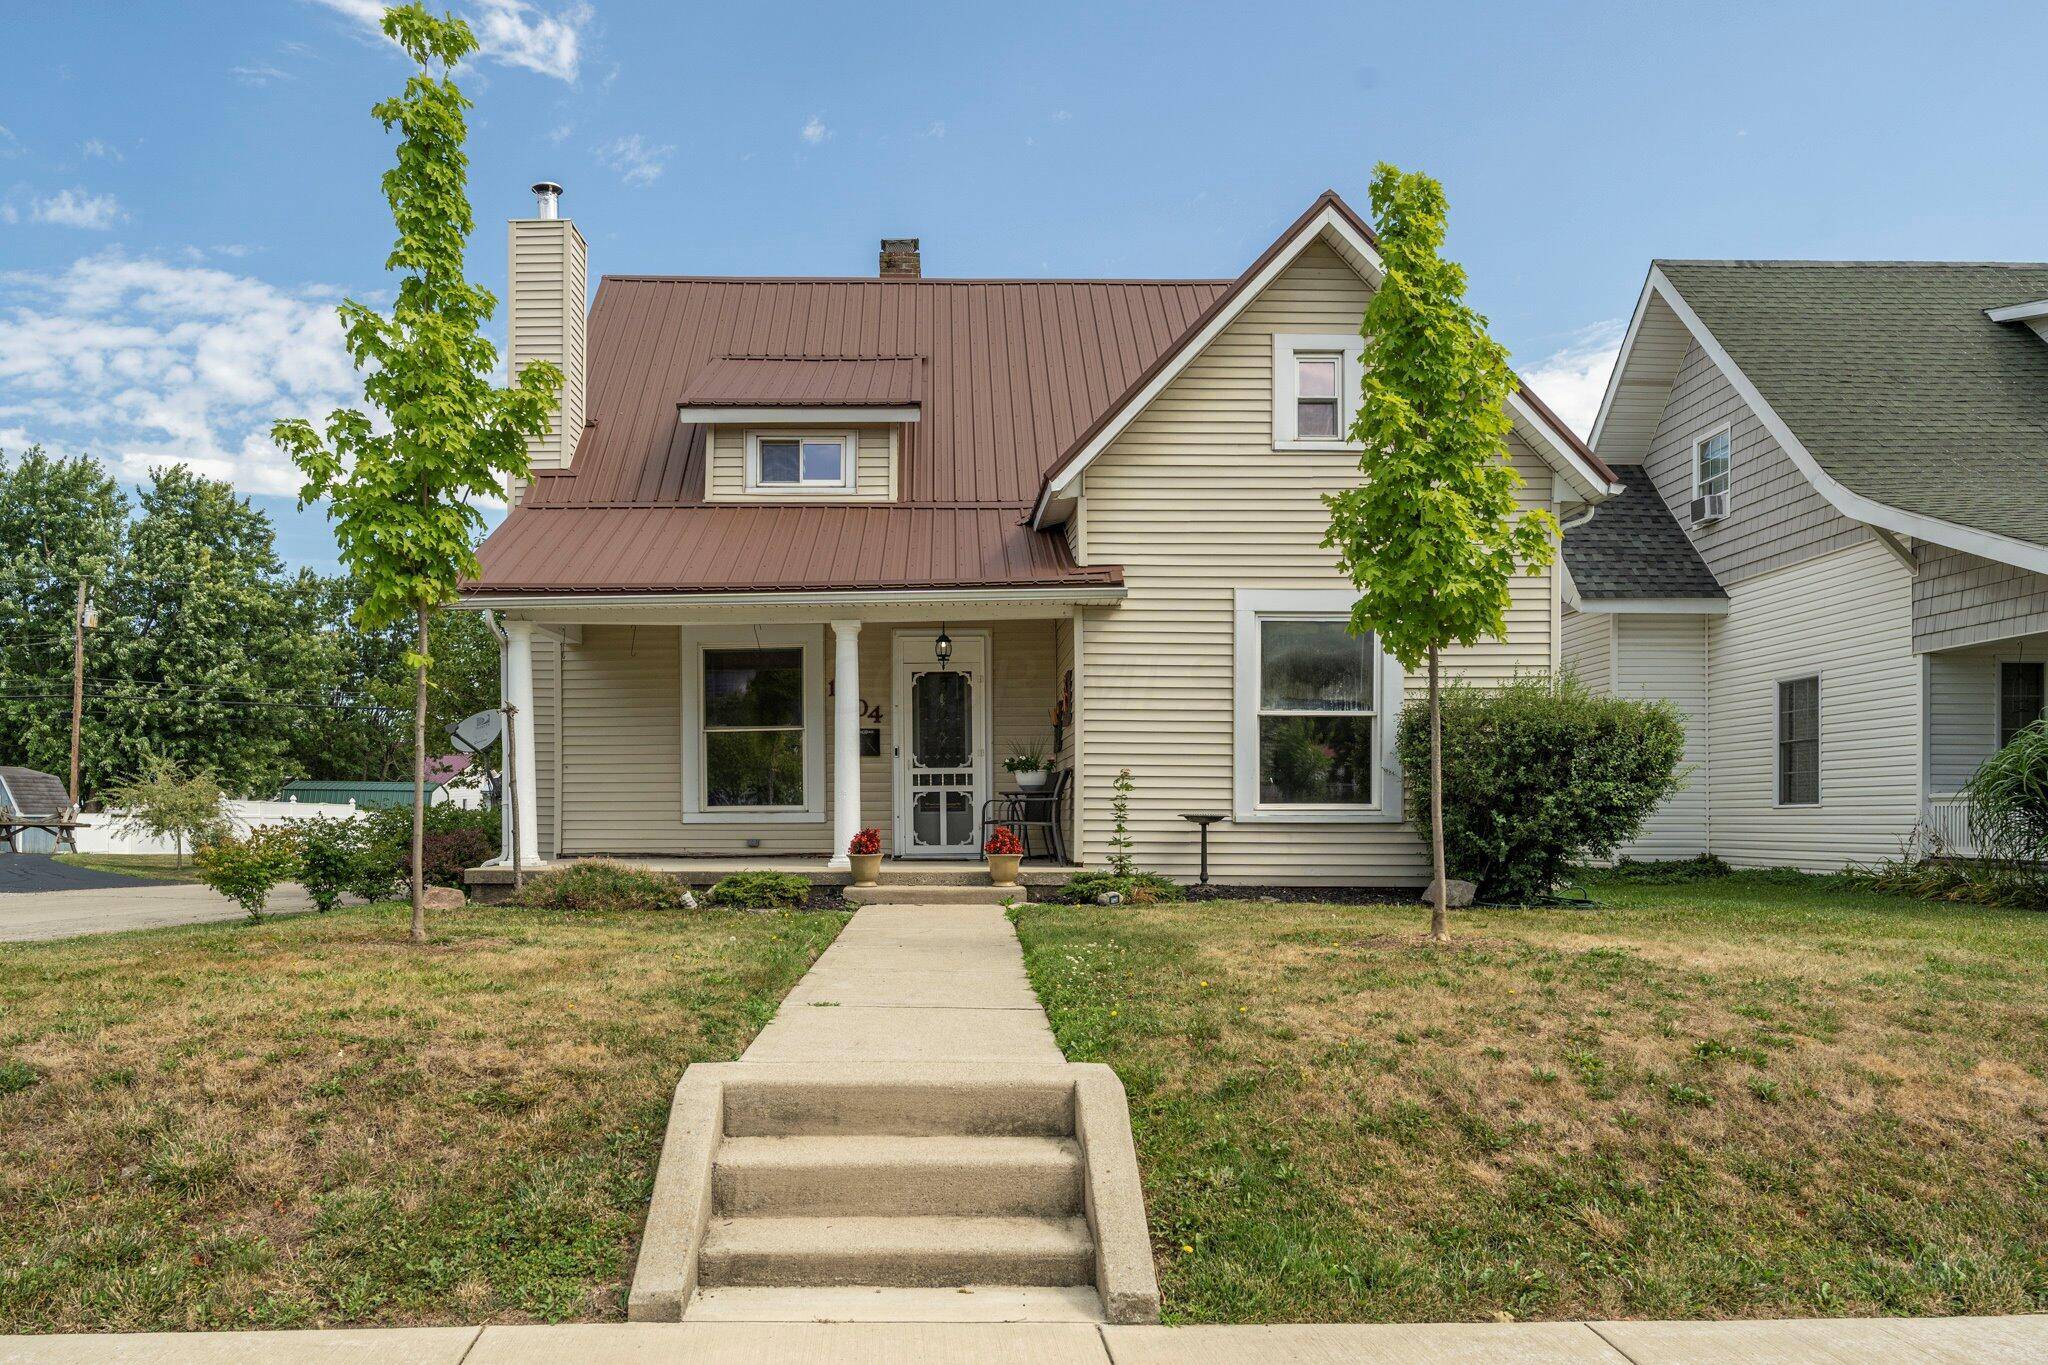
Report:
0,855,180,893
0,867,317,942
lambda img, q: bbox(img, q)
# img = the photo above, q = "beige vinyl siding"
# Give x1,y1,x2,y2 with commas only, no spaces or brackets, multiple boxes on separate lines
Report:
505,217,587,499
547,618,1053,856
1642,339,1867,587
533,637,560,860
1612,614,1711,860
1560,608,1613,694
1704,539,1920,870
704,427,898,501
1912,542,2048,652
1073,239,1557,884
1926,633,2048,792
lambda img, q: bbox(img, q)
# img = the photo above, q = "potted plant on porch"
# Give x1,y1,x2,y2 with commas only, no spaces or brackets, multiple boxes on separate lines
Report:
1004,739,1052,792
984,824,1024,887
847,827,883,887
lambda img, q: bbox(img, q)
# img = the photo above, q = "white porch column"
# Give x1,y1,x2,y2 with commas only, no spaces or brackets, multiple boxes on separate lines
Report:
828,619,863,870
502,618,542,867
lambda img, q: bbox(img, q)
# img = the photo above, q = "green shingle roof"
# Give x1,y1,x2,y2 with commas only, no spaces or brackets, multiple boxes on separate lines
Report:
1658,260,2048,551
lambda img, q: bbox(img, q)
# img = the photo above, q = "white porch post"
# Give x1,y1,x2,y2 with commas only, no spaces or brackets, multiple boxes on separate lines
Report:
828,619,863,869
503,618,541,867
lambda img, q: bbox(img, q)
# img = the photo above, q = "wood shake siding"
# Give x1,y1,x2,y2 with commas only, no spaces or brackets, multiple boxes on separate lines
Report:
547,619,1054,856
1643,339,1867,587
704,426,899,501
1704,539,1920,869
1912,542,2048,652
1073,240,1556,884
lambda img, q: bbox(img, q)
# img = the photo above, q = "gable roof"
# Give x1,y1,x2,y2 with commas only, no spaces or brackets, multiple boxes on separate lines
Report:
1592,260,2048,573
0,766,68,816
1028,189,1621,527
1561,465,1725,606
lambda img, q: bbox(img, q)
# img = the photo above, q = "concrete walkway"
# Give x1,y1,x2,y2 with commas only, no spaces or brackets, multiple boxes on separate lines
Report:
740,905,1063,1065
7,1314,2045,1362
0,881,318,942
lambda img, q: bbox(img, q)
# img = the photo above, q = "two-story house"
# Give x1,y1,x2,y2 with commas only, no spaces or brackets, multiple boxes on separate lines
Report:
1562,260,2048,869
460,186,1618,894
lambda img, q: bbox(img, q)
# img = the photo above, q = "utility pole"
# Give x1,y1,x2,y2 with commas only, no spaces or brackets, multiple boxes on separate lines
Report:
69,582,91,810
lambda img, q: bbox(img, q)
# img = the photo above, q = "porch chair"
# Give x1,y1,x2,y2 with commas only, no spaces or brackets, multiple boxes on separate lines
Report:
979,767,1071,864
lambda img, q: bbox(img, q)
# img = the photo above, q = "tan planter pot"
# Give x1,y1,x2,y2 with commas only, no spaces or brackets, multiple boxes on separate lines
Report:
987,853,1022,887
849,852,883,887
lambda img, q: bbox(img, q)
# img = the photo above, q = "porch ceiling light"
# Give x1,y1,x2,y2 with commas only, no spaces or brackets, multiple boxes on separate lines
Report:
934,625,952,669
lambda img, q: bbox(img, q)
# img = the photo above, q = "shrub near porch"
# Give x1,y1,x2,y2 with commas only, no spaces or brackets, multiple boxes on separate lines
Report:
1014,877,2048,1324
0,902,843,1331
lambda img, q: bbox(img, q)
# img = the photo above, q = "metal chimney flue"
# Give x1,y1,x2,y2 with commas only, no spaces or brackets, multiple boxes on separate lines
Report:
532,181,563,219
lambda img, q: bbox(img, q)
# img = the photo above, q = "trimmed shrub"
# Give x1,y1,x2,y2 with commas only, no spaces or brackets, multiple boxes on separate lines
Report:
294,816,376,912
194,826,301,922
1041,869,1184,906
703,871,812,909
1397,675,1686,904
515,860,690,911
359,801,501,892
404,828,493,889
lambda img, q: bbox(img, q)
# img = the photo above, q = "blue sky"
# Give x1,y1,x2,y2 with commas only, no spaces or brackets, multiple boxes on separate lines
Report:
5,1,2046,571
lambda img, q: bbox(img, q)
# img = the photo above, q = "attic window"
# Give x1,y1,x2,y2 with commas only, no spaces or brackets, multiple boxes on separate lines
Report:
1272,334,1363,449
1295,356,1340,438
747,432,854,491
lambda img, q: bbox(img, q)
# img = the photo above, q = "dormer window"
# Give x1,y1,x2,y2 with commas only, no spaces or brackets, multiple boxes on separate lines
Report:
747,431,854,492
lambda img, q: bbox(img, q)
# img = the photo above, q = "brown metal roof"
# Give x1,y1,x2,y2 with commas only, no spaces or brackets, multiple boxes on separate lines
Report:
470,504,1119,595
676,355,927,408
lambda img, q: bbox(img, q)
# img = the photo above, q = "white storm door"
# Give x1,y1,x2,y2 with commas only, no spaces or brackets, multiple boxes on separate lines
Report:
892,632,989,858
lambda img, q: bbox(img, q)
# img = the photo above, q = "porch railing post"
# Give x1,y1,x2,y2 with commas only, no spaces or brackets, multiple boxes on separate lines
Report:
828,620,863,870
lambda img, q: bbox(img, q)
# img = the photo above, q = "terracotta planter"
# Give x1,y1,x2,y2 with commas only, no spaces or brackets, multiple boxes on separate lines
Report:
1015,769,1049,792
987,852,1022,887
849,852,882,887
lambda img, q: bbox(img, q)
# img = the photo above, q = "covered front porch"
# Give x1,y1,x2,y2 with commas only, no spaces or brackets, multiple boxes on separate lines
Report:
1921,629,2046,857
466,853,1075,902
475,591,1101,883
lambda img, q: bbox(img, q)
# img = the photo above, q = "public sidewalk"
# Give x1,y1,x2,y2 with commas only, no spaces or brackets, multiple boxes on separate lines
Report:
6,1314,2045,1362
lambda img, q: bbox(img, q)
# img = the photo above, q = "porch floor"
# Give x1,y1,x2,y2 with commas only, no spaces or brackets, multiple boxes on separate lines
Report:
466,854,1075,893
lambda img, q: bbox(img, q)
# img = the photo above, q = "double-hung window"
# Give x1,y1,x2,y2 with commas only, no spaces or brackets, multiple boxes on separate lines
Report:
681,625,825,822
1293,355,1341,438
1272,335,1364,448
748,431,853,491
1233,590,1397,822
1694,426,1732,501
1776,675,1820,806
1998,660,2045,749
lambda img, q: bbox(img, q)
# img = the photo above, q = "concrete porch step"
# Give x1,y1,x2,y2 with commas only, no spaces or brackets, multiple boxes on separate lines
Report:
684,1284,1105,1323
721,1071,1078,1138
714,1135,1083,1217
697,1215,1095,1289
845,884,1026,906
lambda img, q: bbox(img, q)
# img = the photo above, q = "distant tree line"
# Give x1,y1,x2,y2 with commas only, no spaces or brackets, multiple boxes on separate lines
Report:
0,445,497,800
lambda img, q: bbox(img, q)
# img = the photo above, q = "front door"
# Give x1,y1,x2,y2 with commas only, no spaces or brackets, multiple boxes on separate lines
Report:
893,632,989,858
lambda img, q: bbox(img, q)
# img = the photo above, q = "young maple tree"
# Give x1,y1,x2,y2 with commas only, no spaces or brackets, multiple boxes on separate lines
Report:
1323,163,1558,941
274,3,559,943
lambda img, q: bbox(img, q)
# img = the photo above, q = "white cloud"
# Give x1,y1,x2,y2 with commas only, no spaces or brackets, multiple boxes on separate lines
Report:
800,115,830,145
308,0,594,83
0,252,364,495
547,121,574,145
597,132,672,187
0,125,22,157
1519,319,1625,438
81,138,122,161
233,63,293,85
31,188,124,230
920,120,946,139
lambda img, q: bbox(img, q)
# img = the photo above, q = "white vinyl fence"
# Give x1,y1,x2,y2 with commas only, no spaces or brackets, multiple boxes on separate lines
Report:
60,798,368,856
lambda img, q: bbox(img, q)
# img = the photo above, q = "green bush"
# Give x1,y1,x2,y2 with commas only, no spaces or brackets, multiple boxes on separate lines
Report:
357,801,500,893
703,871,812,909
514,860,690,912
194,826,301,922
1843,855,2048,912
293,816,377,912
1601,853,1731,883
1041,869,1184,905
1965,719,2048,864
1397,675,1686,904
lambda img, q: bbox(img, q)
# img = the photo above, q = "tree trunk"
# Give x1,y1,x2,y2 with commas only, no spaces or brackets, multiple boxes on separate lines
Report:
410,604,429,945
1428,645,1449,943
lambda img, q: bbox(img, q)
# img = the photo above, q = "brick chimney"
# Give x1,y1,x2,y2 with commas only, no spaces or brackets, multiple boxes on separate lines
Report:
506,181,588,502
879,237,921,279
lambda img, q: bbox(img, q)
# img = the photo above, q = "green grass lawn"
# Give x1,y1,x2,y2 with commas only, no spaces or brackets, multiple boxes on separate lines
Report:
0,902,845,1332
53,853,207,882
1015,874,2048,1325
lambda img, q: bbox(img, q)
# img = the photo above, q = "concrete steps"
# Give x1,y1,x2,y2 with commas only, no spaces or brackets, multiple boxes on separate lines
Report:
684,1284,1106,1323
844,884,1025,906
714,1135,1084,1217
698,1215,1095,1289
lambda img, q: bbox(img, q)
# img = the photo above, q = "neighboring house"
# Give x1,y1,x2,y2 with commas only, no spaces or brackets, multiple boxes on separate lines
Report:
1564,261,2048,870
278,768,482,811
461,187,1618,886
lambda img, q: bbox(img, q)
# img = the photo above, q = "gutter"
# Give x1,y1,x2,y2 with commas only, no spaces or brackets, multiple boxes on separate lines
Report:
454,584,1129,611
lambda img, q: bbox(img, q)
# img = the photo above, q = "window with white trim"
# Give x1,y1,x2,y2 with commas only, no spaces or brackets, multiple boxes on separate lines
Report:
1776,675,1820,806
747,431,853,491
1232,590,1401,823
1999,660,2045,750
1272,334,1364,448
681,625,825,822
1694,427,1732,501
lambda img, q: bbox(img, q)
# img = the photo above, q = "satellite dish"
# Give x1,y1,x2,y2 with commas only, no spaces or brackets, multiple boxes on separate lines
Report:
448,709,503,754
